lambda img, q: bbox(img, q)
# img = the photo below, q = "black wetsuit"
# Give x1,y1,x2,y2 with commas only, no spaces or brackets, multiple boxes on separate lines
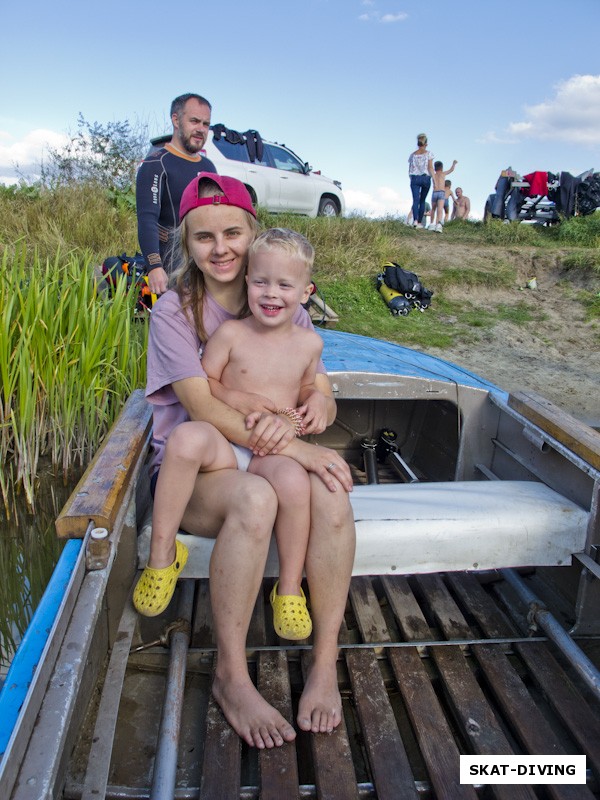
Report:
135,144,217,274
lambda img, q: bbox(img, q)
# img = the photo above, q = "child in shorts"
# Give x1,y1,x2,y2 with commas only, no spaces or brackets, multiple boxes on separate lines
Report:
200,228,325,640
443,180,455,224
430,160,457,232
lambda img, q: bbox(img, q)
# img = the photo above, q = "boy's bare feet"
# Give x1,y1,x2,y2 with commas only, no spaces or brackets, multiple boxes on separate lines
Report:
297,658,342,734
212,673,296,749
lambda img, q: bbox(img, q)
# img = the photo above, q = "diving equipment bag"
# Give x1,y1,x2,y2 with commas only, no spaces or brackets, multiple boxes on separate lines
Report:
101,253,156,313
377,262,433,316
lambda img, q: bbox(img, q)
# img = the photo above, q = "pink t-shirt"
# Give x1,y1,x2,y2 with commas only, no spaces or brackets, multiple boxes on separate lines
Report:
145,289,324,474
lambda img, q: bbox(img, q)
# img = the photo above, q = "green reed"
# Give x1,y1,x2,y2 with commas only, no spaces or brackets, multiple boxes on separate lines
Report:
0,246,147,514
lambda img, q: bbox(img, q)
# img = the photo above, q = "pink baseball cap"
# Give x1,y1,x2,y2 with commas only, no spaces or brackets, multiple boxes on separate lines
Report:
179,172,256,222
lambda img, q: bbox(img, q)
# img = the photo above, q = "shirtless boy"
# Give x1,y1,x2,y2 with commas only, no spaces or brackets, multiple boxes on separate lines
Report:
200,228,324,641
443,180,455,223
430,159,457,232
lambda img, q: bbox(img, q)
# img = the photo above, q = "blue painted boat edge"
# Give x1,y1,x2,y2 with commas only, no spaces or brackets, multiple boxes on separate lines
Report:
0,538,82,759
319,328,506,398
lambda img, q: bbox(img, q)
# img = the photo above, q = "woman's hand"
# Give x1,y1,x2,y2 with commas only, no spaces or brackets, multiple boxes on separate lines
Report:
283,439,353,493
245,411,297,456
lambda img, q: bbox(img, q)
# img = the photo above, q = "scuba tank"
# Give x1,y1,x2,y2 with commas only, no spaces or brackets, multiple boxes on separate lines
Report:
140,276,158,312
377,282,412,316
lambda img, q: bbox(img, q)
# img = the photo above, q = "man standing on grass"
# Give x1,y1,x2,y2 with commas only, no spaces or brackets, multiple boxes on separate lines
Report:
136,93,217,295
451,187,471,221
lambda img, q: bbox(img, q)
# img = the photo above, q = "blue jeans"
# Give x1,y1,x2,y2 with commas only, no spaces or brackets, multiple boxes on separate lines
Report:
410,174,431,223
491,176,521,220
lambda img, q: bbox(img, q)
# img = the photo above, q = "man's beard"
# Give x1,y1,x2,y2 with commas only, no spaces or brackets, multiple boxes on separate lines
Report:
179,130,204,155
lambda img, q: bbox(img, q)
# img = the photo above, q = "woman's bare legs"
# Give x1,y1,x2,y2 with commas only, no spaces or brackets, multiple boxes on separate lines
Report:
248,455,311,596
298,475,355,733
151,426,354,744
181,468,296,749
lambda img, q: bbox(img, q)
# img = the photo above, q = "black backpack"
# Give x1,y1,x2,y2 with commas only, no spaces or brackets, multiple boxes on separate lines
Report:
101,253,154,312
378,262,433,314
577,173,600,217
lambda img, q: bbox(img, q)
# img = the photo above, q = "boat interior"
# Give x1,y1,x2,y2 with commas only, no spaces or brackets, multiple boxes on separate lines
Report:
3,367,600,799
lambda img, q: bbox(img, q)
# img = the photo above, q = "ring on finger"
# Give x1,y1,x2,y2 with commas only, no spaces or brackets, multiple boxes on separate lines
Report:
326,463,336,472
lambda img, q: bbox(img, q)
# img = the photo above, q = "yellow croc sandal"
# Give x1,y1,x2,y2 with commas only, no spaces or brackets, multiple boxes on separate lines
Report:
133,539,188,617
270,581,313,640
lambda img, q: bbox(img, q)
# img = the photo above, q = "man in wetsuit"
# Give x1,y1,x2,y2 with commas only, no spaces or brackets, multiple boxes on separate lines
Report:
136,93,217,294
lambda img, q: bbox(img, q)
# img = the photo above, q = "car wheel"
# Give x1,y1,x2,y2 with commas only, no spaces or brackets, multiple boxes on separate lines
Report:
318,197,339,217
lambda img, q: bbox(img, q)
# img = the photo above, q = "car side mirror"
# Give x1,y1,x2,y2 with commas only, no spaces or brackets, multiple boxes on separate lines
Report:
303,162,311,175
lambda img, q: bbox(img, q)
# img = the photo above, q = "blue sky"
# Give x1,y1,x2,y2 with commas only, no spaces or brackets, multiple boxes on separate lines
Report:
1,0,599,219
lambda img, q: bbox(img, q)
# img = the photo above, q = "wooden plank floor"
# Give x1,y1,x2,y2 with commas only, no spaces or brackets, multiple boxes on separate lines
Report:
65,574,600,799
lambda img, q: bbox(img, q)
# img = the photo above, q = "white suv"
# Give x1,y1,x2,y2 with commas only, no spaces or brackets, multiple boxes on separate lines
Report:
150,127,345,217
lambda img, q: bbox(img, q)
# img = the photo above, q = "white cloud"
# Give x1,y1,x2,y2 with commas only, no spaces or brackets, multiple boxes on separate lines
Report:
476,130,518,145
358,6,408,23
486,75,600,147
0,128,69,179
381,12,408,22
345,186,411,218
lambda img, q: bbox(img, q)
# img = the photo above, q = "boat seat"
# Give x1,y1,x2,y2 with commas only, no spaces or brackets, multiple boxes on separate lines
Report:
137,480,589,578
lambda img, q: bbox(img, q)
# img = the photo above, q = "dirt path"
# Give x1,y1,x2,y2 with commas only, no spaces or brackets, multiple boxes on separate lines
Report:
407,236,600,426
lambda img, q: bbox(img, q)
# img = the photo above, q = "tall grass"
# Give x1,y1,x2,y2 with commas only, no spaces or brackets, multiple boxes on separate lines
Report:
0,246,147,513
0,183,138,263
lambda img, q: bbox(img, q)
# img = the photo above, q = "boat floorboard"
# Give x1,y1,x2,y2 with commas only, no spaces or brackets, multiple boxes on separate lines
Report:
63,573,600,800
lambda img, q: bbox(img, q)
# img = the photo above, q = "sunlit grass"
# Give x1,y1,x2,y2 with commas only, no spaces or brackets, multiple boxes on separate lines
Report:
579,290,600,321
433,264,516,290
0,182,138,263
444,218,550,246
496,302,547,325
562,250,600,274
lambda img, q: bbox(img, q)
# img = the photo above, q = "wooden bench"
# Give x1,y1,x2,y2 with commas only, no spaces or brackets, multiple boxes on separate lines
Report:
138,479,589,577
55,390,153,538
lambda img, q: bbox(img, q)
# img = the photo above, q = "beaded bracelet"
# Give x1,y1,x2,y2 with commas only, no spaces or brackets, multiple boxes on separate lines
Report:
276,407,306,436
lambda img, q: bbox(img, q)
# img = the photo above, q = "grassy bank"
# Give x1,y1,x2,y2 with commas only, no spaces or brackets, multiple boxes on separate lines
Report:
268,210,600,349
1,182,599,508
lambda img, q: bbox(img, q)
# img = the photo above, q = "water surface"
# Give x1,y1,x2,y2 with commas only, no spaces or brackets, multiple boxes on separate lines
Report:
0,470,76,679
